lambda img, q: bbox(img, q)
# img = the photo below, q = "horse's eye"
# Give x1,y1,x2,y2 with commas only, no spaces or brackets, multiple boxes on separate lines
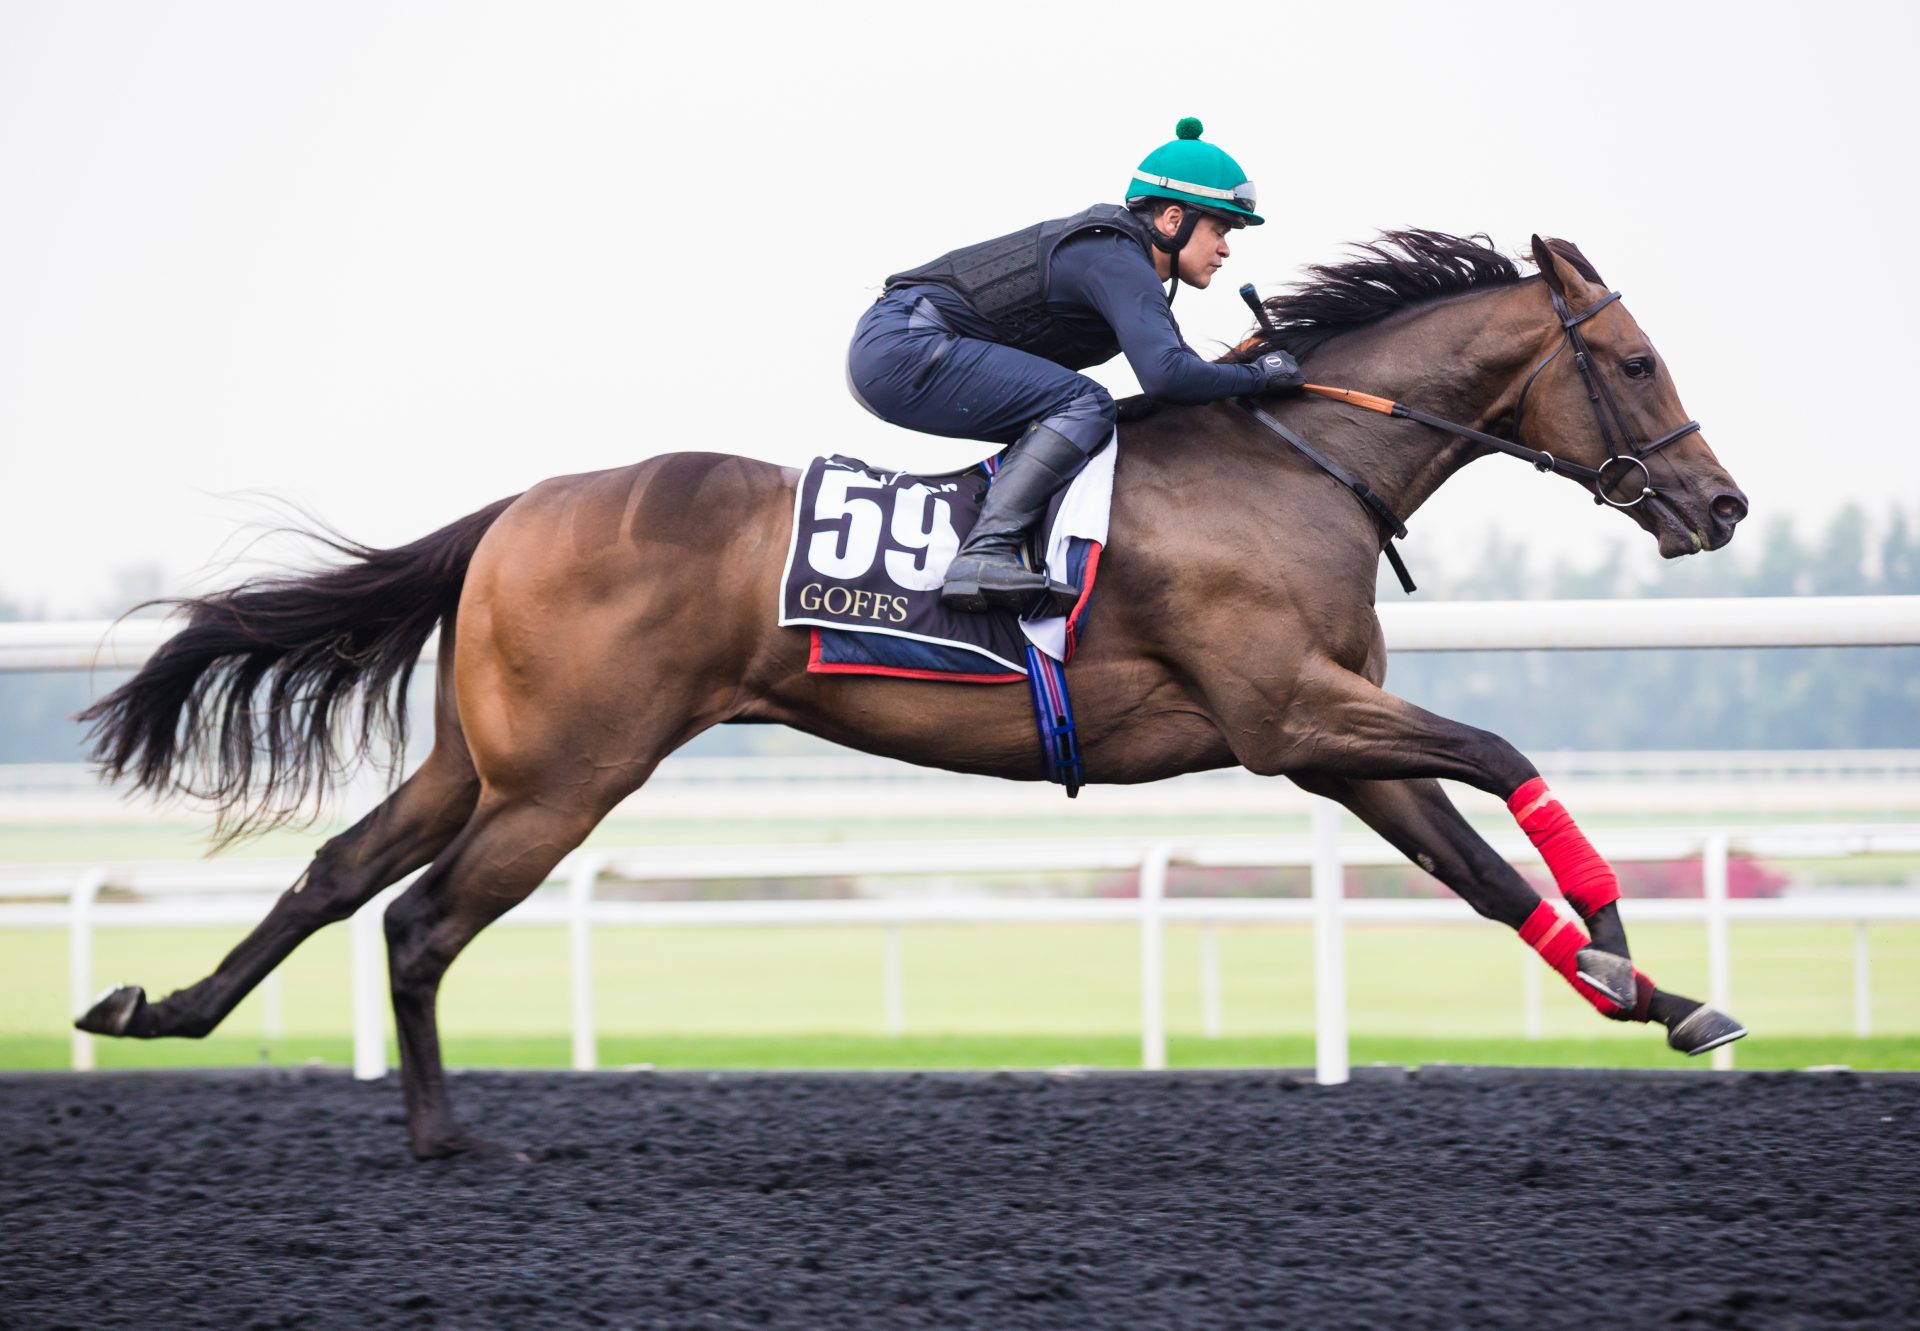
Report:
1623,357,1655,380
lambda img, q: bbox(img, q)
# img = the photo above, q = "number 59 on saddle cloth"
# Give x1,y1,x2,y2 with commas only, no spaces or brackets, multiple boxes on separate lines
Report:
777,438,1114,681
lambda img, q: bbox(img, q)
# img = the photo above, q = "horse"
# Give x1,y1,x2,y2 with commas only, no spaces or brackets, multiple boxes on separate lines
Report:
77,231,1751,1159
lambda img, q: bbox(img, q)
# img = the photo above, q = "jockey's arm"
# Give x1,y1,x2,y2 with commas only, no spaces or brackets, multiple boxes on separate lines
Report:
1057,234,1266,405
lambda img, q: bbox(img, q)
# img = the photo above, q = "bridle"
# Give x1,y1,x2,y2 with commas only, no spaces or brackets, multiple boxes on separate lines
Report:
1505,286,1702,508
1233,278,1705,592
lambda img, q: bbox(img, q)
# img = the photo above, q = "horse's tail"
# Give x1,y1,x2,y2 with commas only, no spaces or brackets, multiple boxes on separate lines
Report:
79,494,520,841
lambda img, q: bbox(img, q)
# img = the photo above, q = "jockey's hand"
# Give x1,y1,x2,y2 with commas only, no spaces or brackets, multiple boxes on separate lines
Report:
1255,350,1306,394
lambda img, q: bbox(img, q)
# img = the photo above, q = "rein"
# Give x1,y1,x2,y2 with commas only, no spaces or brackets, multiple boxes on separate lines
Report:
1234,282,1704,595
1240,399,1419,594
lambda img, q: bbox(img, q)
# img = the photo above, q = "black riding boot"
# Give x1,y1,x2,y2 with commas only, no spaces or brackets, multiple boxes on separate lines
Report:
940,423,1089,617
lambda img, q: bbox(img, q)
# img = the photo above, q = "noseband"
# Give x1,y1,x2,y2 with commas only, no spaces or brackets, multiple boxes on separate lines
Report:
1508,287,1702,508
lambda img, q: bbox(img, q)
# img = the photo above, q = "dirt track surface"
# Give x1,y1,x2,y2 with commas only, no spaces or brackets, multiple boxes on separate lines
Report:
3,1068,1917,1330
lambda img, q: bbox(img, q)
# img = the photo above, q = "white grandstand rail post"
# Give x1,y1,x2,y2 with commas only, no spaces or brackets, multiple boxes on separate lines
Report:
882,923,905,1038
568,855,605,1071
1312,799,1349,1086
340,759,400,1082
1522,947,1543,1041
1139,843,1171,1071
68,868,109,1071
351,888,397,1081
1853,921,1872,1040
1200,921,1222,1039
1702,833,1734,1072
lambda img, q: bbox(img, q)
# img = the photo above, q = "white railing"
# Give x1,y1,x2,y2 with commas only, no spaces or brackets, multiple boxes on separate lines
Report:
6,596,1918,1082
12,748,1920,796
8,822,1917,1083
5,595,1920,671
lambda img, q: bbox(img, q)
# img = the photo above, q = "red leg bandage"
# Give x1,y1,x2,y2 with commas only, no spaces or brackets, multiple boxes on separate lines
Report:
1508,776,1621,919
1519,901,1654,1020
1520,901,1613,1013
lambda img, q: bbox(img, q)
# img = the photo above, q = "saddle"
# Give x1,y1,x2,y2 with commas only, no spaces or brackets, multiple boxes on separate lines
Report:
778,442,1114,682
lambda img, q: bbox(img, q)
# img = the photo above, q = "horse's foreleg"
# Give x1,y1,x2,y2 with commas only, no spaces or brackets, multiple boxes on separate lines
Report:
1255,666,1612,940
1288,772,1539,928
1242,669,1745,1055
1291,772,1741,1053
76,744,479,1042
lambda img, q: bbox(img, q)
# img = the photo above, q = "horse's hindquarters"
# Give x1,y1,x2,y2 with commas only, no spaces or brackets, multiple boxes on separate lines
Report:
451,453,800,805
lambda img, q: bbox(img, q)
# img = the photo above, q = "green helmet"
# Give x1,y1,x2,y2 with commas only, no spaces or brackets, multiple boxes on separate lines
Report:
1125,117,1263,226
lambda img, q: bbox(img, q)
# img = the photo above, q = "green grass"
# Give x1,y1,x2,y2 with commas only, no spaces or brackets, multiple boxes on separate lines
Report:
6,920,1917,1072
6,1033,1918,1073
11,1029,1920,1075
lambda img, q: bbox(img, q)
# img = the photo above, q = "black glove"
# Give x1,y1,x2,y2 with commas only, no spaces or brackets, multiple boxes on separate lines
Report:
1253,349,1305,393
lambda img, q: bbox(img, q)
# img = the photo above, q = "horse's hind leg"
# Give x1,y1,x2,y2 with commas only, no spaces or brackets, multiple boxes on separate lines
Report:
381,791,607,1160
1237,666,1745,1054
76,741,479,1042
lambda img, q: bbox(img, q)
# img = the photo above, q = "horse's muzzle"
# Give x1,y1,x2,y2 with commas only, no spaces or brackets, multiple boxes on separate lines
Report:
1706,487,1749,550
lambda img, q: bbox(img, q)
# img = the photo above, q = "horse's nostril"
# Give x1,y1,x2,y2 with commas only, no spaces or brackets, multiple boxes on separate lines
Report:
1711,493,1748,525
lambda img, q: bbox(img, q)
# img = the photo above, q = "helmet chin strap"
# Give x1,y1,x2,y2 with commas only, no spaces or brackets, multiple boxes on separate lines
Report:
1149,208,1203,304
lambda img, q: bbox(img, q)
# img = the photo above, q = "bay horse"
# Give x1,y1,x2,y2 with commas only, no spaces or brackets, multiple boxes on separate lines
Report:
78,232,1751,1159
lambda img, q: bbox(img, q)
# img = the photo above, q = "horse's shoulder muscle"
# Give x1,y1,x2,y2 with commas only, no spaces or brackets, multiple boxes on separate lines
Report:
1104,419,1386,672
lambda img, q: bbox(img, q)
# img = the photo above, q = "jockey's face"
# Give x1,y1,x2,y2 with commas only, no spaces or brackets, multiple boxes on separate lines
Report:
1153,206,1236,289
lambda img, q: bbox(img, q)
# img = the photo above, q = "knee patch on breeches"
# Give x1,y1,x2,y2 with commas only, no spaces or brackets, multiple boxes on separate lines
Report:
1035,386,1117,457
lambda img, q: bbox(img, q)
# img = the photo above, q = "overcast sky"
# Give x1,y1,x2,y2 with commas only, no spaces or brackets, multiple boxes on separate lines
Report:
2,1,1915,615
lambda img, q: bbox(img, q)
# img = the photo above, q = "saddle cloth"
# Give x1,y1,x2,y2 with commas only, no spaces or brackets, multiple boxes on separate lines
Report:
778,435,1115,680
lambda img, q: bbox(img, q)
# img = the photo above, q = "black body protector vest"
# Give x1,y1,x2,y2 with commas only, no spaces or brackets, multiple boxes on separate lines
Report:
884,204,1160,371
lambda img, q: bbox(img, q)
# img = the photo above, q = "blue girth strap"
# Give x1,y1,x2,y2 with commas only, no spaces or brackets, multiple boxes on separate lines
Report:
1024,644,1084,797
987,450,1083,794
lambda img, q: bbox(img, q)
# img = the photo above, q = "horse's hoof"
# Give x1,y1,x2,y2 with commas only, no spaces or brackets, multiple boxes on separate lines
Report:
413,1132,526,1164
1668,1005,1748,1056
75,985,147,1037
1574,949,1636,1013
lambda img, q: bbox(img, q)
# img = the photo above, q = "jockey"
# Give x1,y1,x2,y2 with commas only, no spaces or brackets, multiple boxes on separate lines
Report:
849,117,1305,617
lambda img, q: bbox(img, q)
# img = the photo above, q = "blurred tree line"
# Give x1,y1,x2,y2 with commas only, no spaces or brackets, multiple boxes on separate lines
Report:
2,503,1915,763
1383,503,1920,750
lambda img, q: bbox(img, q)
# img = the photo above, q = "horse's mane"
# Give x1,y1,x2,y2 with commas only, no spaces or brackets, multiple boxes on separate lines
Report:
1260,228,1543,361
1114,229,1600,421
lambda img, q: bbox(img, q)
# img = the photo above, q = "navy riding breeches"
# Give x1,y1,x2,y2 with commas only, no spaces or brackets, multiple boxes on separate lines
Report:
847,289,1116,458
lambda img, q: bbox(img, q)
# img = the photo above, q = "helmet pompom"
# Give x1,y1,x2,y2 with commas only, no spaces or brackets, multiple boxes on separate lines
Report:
1175,116,1204,140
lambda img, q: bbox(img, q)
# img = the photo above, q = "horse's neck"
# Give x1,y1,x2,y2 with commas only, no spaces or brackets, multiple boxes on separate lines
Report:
1290,282,1553,520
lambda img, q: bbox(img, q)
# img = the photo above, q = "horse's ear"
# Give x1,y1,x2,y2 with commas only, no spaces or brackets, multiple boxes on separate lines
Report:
1529,234,1556,282
1530,233,1603,304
